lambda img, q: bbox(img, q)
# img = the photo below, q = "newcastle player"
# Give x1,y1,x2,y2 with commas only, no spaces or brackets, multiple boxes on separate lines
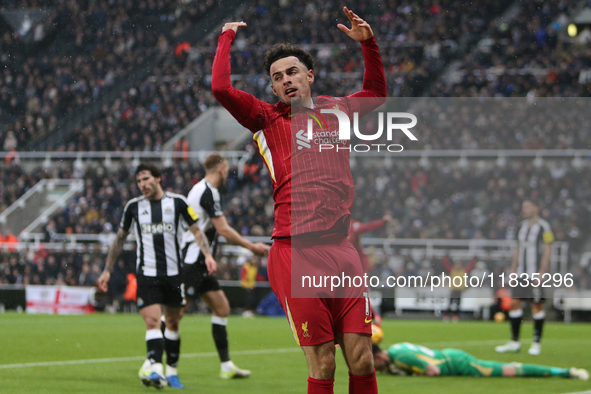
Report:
98,163,217,389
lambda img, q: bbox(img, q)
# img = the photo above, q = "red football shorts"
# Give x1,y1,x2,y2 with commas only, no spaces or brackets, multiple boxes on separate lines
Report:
268,235,372,346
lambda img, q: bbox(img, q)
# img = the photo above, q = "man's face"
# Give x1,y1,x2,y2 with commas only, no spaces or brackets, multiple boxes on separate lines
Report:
521,200,538,219
374,351,390,372
136,170,161,200
270,56,314,106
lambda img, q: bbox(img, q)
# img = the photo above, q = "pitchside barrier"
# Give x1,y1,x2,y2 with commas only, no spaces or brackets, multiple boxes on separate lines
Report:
1,237,580,319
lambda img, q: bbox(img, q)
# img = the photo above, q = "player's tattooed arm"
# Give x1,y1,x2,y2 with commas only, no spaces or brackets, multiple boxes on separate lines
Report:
98,228,129,291
189,223,211,256
104,228,129,272
189,223,218,274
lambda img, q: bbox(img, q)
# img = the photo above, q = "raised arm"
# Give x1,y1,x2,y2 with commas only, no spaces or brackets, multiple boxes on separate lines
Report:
212,22,270,132
442,256,453,273
338,7,387,101
464,257,478,274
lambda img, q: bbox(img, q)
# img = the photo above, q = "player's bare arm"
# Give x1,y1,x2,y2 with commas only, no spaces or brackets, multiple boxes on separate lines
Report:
211,216,270,256
189,222,218,274
538,243,552,275
222,21,247,34
510,245,519,274
337,6,374,42
97,228,129,292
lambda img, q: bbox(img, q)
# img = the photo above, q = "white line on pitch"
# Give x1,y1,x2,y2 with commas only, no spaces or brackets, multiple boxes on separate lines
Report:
0,348,302,370
2,337,589,370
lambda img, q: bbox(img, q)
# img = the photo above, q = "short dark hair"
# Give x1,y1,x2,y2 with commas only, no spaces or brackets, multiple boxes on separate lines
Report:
204,152,227,172
524,197,540,207
135,163,161,179
264,44,314,76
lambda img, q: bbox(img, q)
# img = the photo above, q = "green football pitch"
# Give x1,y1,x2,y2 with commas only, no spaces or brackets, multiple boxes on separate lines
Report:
1,313,590,394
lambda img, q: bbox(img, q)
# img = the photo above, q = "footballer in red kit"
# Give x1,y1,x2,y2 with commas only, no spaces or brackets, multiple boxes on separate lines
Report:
212,7,386,394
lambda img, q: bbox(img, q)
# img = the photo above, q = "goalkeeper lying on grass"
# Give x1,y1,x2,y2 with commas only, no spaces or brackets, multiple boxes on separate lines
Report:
372,342,588,380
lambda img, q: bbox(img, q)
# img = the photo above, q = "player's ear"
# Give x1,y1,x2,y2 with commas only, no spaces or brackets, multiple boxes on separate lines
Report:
307,69,314,85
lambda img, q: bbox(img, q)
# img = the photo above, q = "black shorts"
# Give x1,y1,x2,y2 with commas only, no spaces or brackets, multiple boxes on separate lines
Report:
512,285,545,303
136,275,186,309
450,290,463,300
183,262,220,299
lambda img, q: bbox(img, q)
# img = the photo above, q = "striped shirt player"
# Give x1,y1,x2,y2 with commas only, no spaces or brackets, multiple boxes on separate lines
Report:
515,217,554,279
212,9,386,394
177,153,268,379
181,179,224,297
98,164,216,389
123,193,198,278
495,199,553,357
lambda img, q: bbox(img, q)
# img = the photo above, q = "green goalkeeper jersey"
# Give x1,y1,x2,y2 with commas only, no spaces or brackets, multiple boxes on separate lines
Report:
387,342,571,378
387,342,452,376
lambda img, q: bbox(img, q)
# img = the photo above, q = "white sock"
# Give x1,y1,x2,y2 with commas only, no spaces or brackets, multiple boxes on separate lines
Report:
142,359,151,371
152,362,164,376
508,309,523,319
532,310,546,320
221,360,235,372
212,315,228,326
166,366,177,377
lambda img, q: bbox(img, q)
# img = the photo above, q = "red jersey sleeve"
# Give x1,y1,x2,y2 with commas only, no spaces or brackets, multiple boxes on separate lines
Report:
355,219,387,234
211,30,273,132
347,36,387,116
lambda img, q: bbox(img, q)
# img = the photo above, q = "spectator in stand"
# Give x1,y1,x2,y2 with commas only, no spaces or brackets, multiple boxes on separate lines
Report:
240,252,259,318
442,256,478,322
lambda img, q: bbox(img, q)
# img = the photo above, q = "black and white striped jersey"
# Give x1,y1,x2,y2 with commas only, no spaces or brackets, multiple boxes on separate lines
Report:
516,218,554,275
182,179,224,265
121,192,198,277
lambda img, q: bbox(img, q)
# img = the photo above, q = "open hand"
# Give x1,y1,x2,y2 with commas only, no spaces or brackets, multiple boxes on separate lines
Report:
97,271,110,292
337,7,374,42
251,242,271,257
205,255,218,275
222,21,247,34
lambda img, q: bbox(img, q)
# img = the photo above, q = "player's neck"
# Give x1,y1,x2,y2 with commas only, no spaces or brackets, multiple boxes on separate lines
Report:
527,215,539,225
290,96,313,109
204,173,220,188
149,188,165,201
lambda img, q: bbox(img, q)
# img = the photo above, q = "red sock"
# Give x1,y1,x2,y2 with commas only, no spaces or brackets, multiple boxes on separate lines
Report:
307,377,334,394
349,370,378,394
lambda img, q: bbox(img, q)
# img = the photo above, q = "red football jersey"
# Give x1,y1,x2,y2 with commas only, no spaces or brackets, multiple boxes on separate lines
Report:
212,30,386,237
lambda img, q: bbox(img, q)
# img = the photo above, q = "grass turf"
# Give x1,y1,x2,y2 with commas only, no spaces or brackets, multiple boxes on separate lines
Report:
1,313,590,393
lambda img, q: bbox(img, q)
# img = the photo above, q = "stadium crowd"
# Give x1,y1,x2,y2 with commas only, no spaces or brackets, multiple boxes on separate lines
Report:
1,154,588,247
2,0,591,296
6,0,590,153
429,0,587,98
9,0,517,152
0,0,216,151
